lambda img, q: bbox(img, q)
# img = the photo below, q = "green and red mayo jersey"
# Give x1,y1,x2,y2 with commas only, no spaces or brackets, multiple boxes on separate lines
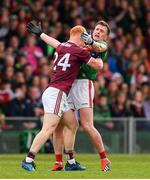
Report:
78,41,108,80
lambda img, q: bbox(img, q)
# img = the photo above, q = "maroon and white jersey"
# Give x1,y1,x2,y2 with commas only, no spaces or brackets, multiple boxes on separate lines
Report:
50,42,91,94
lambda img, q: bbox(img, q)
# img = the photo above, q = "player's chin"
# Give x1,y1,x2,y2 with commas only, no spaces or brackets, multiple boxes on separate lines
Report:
93,36,100,42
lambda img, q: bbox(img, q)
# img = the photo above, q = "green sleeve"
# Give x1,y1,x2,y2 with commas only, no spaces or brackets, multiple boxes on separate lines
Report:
47,45,55,57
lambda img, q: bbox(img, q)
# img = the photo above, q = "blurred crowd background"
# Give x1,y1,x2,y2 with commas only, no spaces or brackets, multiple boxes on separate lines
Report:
0,0,150,131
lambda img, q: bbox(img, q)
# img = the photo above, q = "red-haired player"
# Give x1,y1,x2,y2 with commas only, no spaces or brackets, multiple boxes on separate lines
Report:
21,22,103,171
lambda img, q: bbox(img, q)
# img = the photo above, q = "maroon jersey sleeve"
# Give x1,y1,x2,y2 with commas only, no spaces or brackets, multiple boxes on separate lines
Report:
77,48,91,64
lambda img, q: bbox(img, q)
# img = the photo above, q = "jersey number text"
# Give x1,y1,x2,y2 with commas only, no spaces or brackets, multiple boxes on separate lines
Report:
53,52,71,71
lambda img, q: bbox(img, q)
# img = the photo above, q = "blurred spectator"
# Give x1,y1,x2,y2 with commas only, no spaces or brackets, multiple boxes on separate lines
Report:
4,54,15,67
110,91,128,117
0,7,10,39
39,63,51,77
3,67,15,84
7,15,19,38
6,84,26,117
23,85,43,129
9,35,20,54
21,35,43,72
130,90,146,129
110,91,129,129
141,82,150,100
94,76,107,105
24,86,43,117
17,22,27,46
0,41,5,67
0,80,23,115
130,90,145,117
94,93,113,129
107,80,118,104
120,83,129,95
23,63,34,84
111,72,123,87
130,63,149,87
143,85,150,128
13,71,26,88
126,51,141,83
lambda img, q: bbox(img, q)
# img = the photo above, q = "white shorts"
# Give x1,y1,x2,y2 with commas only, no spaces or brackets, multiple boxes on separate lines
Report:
42,87,70,117
67,79,94,110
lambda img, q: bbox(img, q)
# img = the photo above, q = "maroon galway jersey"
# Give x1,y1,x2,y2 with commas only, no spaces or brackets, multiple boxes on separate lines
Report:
50,42,91,94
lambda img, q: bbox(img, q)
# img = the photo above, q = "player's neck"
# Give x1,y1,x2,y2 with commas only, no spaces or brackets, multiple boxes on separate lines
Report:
68,37,79,46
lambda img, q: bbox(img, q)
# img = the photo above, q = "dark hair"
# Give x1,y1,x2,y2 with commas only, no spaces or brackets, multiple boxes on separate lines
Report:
96,20,111,35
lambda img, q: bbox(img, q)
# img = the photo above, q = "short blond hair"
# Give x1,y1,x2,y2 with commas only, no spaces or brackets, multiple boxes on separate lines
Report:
70,25,86,36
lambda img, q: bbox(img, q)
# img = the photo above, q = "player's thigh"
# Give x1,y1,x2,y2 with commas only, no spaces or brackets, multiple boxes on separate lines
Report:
62,110,79,130
79,107,94,126
67,86,75,110
42,113,60,132
72,79,94,110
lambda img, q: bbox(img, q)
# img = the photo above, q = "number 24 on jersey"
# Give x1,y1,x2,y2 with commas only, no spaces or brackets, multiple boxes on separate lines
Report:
53,52,71,71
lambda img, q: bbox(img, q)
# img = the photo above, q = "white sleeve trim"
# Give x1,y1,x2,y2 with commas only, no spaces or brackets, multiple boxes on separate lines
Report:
87,57,93,64
95,41,108,51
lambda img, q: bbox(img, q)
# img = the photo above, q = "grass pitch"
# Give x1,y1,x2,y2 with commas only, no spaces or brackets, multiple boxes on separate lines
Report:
0,154,150,178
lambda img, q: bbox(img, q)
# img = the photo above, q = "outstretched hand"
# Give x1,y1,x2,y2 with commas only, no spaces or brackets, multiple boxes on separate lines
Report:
81,32,93,45
27,21,42,37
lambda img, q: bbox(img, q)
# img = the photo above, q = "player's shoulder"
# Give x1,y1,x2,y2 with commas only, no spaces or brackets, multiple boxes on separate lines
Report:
56,42,73,53
77,46,91,56
57,42,71,49
68,42,86,54
59,42,80,50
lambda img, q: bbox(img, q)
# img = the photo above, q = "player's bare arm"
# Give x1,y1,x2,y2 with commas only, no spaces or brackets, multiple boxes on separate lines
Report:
27,21,60,48
81,32,107,52
40,33,60,49
91,41,108,52
88,57,103,70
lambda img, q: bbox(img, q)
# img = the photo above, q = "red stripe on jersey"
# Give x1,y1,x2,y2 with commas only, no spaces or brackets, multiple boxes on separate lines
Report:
88,80,92,108
54,90,63,115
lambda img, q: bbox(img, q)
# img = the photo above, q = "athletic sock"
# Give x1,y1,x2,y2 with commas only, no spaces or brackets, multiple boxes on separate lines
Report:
67,159,76,164
99,151,107,159
26,151,36,162
55,154,63,163
66,150,75,164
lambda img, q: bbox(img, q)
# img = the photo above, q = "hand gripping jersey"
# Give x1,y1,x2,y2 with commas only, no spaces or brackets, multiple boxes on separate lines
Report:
49,42,91,95
77,41,108,80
